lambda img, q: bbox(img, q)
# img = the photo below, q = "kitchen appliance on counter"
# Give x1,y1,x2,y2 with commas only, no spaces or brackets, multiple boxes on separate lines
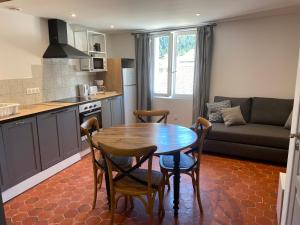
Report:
95,80,106,93
89,86,98,95
78,84,89,97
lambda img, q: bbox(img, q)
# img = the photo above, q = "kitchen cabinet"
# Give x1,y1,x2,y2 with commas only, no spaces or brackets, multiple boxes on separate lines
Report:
57,107,81,158
0,127,9,191
37,107,81,169
101,96,124,128
0,190,6,225
2,117,41,187
101,98,112,128
111,96,124,126
37,112,62,170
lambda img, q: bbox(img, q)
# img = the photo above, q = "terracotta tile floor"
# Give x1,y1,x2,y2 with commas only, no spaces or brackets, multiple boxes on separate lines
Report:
4,154,285,225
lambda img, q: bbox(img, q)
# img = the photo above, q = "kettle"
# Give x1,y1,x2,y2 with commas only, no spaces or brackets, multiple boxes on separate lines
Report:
78,84,89,97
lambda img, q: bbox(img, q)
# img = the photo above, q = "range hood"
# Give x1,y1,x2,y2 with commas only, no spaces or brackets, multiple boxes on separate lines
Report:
43,19,89,59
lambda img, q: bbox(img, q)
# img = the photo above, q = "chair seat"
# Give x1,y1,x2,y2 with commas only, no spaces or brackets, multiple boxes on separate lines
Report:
98,156,133,170
160,153,196,171
115,169,163,194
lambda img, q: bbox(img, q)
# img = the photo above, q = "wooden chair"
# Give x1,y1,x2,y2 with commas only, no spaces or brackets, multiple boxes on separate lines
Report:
98,142,165,225
159,117,212,212
81,117,133,209
133,110,170,123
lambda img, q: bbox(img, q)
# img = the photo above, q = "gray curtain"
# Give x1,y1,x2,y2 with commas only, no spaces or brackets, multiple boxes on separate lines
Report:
134,33,152,111
192,25,214,123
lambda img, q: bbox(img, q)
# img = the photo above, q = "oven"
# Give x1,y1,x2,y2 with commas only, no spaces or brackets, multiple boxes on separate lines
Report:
79,100,102,135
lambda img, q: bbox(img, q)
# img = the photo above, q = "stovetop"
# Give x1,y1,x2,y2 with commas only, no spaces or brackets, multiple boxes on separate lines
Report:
54,97,93,103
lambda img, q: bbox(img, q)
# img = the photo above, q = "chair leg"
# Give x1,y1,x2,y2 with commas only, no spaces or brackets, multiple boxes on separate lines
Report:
191,171,196,192
129,196,134,209
92,168,98,209
110,193,116,225
195,171,203,213
158,187,165,217
147,197,154,225
161,169,170,191
98,170,104,189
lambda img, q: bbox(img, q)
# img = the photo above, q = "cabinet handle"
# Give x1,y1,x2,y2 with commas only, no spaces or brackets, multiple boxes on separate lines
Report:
15,121,25,125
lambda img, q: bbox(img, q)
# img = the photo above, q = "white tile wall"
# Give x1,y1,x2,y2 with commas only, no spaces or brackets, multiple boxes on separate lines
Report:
0,59,101,105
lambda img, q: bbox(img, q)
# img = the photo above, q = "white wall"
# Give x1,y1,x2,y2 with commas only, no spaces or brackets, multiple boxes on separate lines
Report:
210,13,300,100
0,8,48,80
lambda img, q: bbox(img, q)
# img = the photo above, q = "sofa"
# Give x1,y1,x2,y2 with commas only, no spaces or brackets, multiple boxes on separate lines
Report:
203,96,293,164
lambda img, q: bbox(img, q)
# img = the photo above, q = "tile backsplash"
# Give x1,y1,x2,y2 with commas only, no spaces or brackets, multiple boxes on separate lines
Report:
0,59,101,105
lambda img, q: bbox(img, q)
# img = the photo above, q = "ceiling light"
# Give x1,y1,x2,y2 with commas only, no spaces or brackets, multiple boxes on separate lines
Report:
110,25,115,29
196,13,200,16
71,13,77,18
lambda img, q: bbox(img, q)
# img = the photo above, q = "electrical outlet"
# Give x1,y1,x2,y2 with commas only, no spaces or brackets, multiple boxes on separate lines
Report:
26,87,40,95
26,88,32,95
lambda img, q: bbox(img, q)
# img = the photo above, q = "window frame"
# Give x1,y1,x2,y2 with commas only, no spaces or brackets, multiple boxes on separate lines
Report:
151,29,196,99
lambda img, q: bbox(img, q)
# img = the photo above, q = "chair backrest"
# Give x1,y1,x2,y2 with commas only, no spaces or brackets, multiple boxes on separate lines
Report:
133,110,170,123
81,117,101,165
98,142,157,192
193,117,212,163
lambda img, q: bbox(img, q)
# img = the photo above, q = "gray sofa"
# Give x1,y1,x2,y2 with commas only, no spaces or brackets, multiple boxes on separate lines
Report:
203,96,293,164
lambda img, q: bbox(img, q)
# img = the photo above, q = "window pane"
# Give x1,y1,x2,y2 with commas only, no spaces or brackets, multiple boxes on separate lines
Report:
153,36,169,95
174,33,196,95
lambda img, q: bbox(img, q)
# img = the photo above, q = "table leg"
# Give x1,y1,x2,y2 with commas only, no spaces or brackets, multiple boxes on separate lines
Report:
173,152,180,216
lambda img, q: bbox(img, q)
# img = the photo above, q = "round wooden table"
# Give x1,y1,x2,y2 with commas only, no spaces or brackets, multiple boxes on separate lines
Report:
92,123,198,216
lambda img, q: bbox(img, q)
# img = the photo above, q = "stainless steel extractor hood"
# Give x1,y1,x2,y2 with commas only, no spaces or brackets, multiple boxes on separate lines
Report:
43,19,90,59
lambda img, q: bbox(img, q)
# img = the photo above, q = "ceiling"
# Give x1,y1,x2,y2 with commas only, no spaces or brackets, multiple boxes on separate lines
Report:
1,0,300,32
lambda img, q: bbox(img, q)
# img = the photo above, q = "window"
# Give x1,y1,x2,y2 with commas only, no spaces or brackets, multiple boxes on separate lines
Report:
152,30,196,98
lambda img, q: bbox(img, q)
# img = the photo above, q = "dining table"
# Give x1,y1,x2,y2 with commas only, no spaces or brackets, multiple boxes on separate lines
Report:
92,122,198,216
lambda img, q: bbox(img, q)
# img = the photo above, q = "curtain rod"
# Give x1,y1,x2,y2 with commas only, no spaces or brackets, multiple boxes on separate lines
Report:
131,23,217,35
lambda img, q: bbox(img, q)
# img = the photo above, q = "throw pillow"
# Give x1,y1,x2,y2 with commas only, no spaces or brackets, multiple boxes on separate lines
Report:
221,106,246,127
206,100,231,122
284,111,292,129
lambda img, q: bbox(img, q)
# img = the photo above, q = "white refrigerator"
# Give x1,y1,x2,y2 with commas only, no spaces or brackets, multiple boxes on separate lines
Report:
123,68,137,124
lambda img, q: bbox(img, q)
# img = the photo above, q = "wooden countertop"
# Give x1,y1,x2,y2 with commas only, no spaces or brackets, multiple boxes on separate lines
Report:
0,91,122,124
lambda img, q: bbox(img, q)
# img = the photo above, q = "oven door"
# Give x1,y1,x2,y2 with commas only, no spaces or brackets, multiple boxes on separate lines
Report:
79,108,102,135
93,57,104,70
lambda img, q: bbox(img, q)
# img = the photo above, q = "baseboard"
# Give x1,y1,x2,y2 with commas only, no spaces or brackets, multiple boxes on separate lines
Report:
1,153,81,203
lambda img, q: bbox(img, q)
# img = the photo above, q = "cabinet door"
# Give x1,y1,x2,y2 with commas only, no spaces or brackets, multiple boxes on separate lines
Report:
2,117,41,186
57,107,81,159
102,99,112,128
0,127,9,191
0,191,6,225
111,96,124,126
37,112,62,170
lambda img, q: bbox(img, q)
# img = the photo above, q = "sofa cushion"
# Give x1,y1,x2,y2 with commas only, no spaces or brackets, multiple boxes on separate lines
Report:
206,100,231,122
207,123,290,149
250,97,293,126
214,96,252,122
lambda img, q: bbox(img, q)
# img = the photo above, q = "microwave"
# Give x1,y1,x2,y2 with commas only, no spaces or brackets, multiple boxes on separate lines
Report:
80,57,107,72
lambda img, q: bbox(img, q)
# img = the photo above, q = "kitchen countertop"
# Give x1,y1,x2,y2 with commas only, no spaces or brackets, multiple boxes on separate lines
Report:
0,91,122,123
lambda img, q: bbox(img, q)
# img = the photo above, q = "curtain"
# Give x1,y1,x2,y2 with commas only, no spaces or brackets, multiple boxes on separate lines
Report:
134,33,152,111
192,25,214,123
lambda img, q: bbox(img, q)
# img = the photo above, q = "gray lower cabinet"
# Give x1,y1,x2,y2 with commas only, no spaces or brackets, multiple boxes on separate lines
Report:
102,98,112,128
37,112,62,170
37,107,81,169
111,96,124,126
57,107,81,159
101,96,124,128
0,127,9,191
2,117,41,186
0,190,6,225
